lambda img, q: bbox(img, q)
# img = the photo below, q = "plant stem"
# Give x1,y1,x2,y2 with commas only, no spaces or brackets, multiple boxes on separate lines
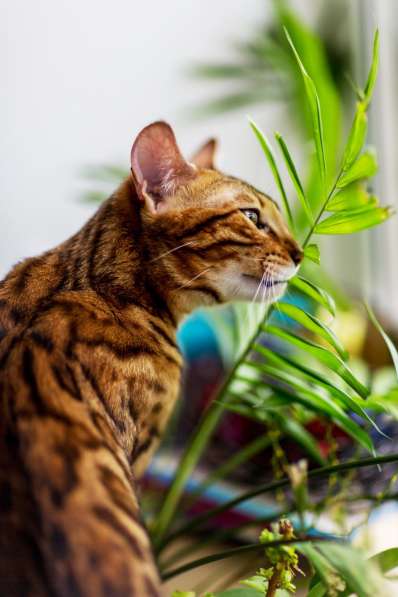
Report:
159,452,398,549
302,170,342,248
151,308,274,548
161,535,324,581
266,569,280,597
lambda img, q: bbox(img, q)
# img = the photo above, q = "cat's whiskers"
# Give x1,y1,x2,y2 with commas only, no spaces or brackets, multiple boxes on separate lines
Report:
150,241,196,262
176,267,212,291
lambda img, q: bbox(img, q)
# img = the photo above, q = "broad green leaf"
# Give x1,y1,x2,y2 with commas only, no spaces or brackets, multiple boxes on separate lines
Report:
317,543,384,597
327,183,376,212
215,589,263,597
315,206,392,235
289,276,335,316
249,120,294,230
304,244,320,264
342,102,368,170
285,28,326,185
337,148,378,188
367,304,398,378
247,362,374,451
263,324,369,398
364,29,380,108
275,132,313,223
276,302,348,360
370,547,398,574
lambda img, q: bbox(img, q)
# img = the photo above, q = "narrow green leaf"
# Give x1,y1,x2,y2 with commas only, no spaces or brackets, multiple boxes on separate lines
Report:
274,132,313,223
247,363,373,451
271,411,325,464
304,244,321,264
251,345,386,436
370,547,398,574
289,276,335,316
327,183,376,212
366,304,398,378
336,148,378,188
315,206,392,235
263,324,369,398
249,120,294,230
364,29,380,108
276,301,348,359
341,102,368,170
284,28,326,184
299,544,344,596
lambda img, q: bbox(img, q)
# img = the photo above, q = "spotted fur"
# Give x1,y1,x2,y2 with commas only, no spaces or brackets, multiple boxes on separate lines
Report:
0,122,302,596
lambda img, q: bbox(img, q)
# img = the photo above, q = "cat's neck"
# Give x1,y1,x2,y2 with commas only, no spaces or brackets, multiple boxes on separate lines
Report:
60,179,182,328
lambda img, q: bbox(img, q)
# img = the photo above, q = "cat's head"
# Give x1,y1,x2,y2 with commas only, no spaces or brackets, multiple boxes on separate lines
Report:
130,121,302,314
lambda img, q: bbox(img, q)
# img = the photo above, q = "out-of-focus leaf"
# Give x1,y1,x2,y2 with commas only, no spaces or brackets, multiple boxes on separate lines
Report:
299,544,345,596
364,29,380,108
80,190,109,204
336,148,378,188
272,411,325,464
367,305,398,378
289,276,335,316
275,132,313,223
215,588,266,597
304,244,320,264
263,325,369,398
249,120,294,230
285,28,326,185
315,206,392,235
327,183,376,212
276,302,348,359
317,543,384,597
341,102,368,170
370,547,398,574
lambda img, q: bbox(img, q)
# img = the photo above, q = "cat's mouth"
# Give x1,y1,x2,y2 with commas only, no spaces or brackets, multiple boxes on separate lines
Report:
242,274,288,288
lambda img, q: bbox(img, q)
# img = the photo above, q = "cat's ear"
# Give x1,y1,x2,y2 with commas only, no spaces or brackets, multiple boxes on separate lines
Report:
130,121,196,212
191,138,217,169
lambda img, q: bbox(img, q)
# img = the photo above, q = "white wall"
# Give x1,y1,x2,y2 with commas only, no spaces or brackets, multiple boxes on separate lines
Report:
1,0,280,277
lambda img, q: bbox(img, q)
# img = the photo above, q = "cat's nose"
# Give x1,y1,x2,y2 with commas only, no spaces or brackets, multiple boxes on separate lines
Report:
290,246,303,266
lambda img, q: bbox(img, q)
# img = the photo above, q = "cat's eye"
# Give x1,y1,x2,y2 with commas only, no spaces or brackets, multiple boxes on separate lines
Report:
241,209,268,231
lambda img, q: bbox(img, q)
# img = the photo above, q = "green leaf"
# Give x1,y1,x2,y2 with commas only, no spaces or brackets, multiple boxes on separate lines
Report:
366,305,398,378
304,244,320,264
327,183,376,212
299,544,345,596
276,302,348,360
317,543,384,597
289,276,335,316
364,29,380,108
274,132,313,223
263,324,369,398
307,583,326,597
341,102,368,171
336,148,378,188
370,547,398,574
251,344,383,433
249,120,294,230
247,362,374,452
315,206,392,235
284,28,326,185
271,410,325,464
342,102,368,172
215,589,264,597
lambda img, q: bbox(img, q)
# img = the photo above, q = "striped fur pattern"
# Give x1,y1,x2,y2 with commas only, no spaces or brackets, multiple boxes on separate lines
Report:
0,122,302,596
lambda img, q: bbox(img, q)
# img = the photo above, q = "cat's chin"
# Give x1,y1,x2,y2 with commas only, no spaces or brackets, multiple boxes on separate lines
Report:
239,273,288,303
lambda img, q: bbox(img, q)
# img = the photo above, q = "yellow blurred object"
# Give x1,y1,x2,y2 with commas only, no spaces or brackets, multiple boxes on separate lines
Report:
318,306,368,358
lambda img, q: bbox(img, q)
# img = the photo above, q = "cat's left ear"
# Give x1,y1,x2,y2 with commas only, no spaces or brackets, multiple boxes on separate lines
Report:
130,121,196,213
191,138,217,169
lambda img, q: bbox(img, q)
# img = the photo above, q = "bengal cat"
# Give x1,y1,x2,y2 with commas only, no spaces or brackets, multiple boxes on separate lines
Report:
0,121,302,596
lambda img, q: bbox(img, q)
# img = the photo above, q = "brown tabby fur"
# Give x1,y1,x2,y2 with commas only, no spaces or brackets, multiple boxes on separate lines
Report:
0,122,302,596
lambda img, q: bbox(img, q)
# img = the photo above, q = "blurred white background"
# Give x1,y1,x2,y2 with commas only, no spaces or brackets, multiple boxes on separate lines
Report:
1,0,274,277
